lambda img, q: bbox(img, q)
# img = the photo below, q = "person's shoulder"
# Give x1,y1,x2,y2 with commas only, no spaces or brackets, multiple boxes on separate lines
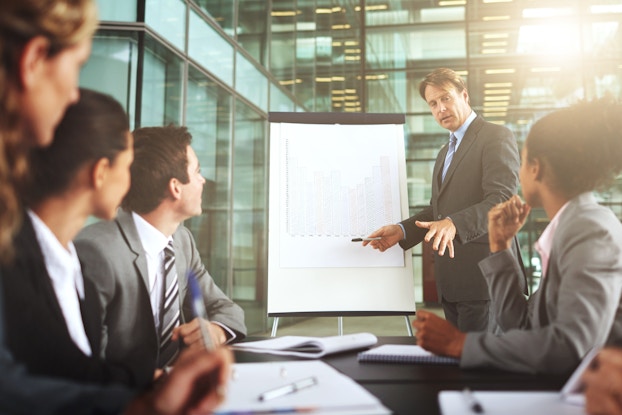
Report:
173,224,195,242
75,217,122,245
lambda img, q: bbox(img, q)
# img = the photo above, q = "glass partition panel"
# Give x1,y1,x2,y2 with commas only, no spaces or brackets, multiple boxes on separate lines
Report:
188,8,234,87
270,83,296,112
366,1,465,26
237,0,268,65
145,0,186,51
231,100,267,311
192,0,235,37
235,52,269,112
231,97,267,331
185,65,233,290
141,36,184,127
81,33,139,129
95,0,137,22
367,26,466,70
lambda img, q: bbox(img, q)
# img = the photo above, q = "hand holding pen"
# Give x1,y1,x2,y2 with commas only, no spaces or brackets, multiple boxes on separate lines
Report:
359,224,404,252
186,270,215,350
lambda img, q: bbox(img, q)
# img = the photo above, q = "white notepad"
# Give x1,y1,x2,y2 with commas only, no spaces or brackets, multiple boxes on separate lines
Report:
358,344,459,365
214,360,391,415
232,333,378,358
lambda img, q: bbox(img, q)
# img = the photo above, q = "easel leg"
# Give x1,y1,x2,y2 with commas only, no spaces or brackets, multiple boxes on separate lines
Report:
271,317,280,337
404,315,413,337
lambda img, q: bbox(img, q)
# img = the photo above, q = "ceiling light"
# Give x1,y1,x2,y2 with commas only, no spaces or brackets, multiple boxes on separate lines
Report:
483,15,510,21
485,68,515,74
485,89,512,94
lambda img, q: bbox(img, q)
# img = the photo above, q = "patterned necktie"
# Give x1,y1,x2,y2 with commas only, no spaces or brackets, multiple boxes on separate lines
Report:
158,240,180,368
441,134,457,183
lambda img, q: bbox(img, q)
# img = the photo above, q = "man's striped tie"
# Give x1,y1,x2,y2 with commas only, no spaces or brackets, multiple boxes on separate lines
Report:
158,240,180,368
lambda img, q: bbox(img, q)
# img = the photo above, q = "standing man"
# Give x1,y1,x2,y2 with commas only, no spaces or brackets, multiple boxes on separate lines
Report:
75,125,246,385
364,68,523,332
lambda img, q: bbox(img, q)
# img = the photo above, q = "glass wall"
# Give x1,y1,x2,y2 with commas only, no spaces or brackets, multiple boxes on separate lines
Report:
85,0,622,332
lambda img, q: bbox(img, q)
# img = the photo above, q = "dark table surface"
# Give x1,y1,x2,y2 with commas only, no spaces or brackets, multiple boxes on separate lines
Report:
234,336,568,415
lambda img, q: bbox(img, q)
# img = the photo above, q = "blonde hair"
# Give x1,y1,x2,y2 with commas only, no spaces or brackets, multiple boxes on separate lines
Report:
0,0,97,262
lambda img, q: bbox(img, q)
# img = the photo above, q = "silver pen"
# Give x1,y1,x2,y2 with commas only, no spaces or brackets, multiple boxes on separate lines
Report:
462,388,484,413
258,376,318,401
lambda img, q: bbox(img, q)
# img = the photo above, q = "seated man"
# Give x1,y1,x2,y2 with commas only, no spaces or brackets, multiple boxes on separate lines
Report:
75,125,246,382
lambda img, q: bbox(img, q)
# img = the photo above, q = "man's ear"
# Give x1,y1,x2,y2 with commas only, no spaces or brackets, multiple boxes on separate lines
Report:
169,178,182,200
91,158,110,190
19,36,51,89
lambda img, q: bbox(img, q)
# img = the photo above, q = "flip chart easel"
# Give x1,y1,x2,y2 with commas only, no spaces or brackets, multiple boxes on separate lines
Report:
268,112,416,336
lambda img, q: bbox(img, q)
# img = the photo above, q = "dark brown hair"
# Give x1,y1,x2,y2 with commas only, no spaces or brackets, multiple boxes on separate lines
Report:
121,125,192,214
418,68,468,102
25,88,130,205
525,97,622,197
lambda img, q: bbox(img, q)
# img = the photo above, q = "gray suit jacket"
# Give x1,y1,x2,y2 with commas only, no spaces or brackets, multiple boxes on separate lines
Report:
463,193,622,374
399,115,522,302
75,210,246,385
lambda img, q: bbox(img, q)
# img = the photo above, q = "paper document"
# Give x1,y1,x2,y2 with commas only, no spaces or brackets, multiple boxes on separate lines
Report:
439,348,599,414
232,333,378,358
439,391,583,415
214,360,391,415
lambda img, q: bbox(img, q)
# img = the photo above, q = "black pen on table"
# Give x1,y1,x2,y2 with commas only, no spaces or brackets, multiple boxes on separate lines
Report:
258,376,318,402
462,388,484,413
351,237,382,242
187,270,215,350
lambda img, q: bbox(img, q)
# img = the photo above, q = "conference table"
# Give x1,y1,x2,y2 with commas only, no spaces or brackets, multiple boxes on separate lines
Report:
234,336,568,415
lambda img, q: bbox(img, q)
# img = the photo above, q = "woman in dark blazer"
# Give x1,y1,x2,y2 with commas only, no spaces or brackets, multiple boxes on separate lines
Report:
0,88,139,386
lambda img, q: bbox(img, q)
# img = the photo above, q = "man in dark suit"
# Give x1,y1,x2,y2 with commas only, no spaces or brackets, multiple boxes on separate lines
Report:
75,125,246,382
365,68,522,332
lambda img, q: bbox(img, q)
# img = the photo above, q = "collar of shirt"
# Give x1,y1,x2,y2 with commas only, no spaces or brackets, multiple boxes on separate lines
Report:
451,110,477,151
131,212,172,289
534,201,570,279
26,209,92,356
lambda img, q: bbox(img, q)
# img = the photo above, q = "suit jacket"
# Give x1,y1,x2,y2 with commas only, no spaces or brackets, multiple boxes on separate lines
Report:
74,209,247,386
462,193,622,374
0,214,136,387
399,115,523,302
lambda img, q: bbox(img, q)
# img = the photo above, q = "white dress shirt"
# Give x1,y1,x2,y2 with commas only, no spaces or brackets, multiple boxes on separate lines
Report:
27,210,92,356
132,212,171,332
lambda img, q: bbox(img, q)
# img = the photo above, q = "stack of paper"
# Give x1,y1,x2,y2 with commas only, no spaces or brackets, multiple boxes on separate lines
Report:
214,360,390,415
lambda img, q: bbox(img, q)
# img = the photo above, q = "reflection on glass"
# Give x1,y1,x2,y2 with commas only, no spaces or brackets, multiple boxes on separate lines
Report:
232,100,267,304
236,52,269,111
188,8,234,87
185,66,232,291
96,0,137,21
145,0,186,51
141,36,183,126
80,34,139,129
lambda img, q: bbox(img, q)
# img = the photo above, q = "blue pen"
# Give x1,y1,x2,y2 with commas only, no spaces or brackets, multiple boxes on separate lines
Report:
187,271,214,350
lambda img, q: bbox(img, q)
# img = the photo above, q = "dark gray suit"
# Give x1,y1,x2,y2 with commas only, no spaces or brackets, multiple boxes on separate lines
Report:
399,115,522,330
463,193,622,374
75,210,246,385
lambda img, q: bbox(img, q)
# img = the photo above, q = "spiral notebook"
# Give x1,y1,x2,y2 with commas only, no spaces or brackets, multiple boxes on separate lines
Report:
357,344,459,365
